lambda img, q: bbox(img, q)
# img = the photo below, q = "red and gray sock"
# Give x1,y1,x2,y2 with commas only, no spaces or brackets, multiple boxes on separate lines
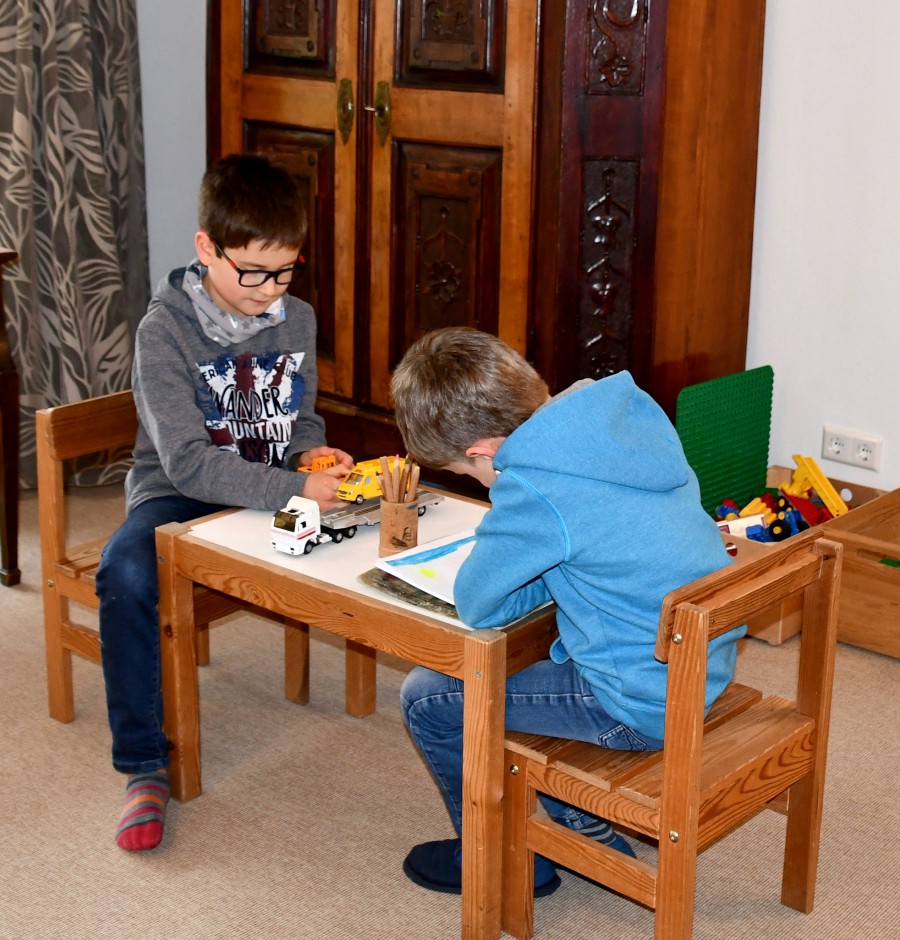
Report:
115,770,170,851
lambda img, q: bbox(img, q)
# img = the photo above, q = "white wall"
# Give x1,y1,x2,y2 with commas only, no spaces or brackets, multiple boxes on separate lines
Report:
135,0,207,290
747,1,900,489
138,1,900,490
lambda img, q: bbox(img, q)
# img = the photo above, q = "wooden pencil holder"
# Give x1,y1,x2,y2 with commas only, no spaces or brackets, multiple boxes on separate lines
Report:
379,499,419,557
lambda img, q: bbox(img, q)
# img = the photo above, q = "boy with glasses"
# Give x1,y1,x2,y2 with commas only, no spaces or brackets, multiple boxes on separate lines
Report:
95,153,353,851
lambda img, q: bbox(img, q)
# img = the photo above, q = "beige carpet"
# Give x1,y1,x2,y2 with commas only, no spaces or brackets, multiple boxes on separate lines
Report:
1,486,897,939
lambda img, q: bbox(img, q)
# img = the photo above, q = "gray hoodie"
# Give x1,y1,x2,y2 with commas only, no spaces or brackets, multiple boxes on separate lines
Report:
125,265,326,513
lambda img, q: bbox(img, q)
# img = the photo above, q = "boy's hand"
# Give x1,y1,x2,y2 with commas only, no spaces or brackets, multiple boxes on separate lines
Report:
300,445,355,473
301,465,349,510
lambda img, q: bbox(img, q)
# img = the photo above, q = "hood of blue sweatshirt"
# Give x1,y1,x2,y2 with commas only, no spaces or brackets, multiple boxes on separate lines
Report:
495,371,690,493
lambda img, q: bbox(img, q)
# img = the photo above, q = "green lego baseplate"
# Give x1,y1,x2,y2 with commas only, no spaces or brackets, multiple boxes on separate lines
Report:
675,365,774,516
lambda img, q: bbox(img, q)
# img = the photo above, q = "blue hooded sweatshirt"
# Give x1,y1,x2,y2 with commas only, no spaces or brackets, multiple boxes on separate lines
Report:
453,371,743,741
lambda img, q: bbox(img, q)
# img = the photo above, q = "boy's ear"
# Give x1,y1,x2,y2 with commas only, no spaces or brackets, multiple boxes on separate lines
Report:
465,438,504,460
195,230,216,265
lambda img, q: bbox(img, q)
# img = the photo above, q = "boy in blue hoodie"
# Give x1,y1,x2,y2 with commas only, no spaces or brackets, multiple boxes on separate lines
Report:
389,327,742,897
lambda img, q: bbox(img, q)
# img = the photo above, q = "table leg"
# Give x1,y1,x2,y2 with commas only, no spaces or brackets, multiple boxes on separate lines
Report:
157,523,202,802
345,639,377,717
460,630,507,940
284,618,311,704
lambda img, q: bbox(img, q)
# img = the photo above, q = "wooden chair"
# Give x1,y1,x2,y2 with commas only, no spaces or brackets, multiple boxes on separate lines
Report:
36,390,313,723
502,531,842,940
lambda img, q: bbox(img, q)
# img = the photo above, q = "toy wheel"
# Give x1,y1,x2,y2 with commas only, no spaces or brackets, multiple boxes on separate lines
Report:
769,520,790,542
417,505,427,516
332,531,344,543
303,540,315,554
355,495,364,504
345,526,357,539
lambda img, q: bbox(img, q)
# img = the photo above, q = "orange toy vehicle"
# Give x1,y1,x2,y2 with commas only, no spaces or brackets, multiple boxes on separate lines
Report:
297,454,338,473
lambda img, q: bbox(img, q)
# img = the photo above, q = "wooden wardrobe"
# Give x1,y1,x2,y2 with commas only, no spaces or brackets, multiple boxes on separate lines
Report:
207,0,766,457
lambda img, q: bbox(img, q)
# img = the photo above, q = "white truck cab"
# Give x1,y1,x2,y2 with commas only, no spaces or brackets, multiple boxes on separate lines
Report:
271,490,445,557
271,496,331,555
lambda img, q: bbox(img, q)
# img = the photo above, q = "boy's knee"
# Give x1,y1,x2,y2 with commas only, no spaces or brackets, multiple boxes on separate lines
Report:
401,666,447,705
96,542,159,607
400,667,464,729
96,519,161,603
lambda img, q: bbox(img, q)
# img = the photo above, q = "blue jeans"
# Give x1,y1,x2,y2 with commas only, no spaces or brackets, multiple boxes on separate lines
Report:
95,495,226,774
400,659,663,880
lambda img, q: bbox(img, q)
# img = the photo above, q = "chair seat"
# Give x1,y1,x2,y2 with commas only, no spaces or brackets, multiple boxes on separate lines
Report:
507,682,782,842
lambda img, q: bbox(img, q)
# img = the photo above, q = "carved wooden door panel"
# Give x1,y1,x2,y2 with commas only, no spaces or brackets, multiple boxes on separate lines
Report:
212,0,359,400
531,0,765,417
365,0,538,409
210,1,539,452
531,0,668,398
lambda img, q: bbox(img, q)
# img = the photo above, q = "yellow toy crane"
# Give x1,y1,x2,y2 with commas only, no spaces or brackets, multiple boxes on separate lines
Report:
790,454,849,517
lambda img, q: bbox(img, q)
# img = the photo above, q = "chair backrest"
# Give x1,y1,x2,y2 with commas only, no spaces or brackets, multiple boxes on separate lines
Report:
656,529,841,749
657,527,839,657
36,390,137,565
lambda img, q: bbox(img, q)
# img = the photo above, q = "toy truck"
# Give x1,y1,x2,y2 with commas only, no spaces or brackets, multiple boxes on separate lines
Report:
296,454,337,474
271,491,446,555
336,456,404,504
272,496,334,555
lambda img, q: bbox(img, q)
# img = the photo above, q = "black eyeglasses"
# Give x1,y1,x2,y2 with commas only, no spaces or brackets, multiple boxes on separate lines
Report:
214,243,306,287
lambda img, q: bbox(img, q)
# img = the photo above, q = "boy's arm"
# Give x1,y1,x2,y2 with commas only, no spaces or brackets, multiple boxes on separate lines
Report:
453,471,563,628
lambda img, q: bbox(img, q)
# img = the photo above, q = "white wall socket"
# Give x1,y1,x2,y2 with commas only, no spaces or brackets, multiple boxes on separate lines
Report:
821,425,884,471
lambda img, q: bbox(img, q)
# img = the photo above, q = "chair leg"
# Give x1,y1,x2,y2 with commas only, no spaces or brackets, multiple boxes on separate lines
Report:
195,623,211,666
502,751,537,940
43,596,75,723
283,619,310,704
0,371,21,587
780,772,823,913
655,824,699,940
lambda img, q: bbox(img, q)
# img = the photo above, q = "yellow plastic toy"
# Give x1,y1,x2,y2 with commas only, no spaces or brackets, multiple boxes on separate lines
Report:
336,456,404,504
791,454,849,517
740,497,776,525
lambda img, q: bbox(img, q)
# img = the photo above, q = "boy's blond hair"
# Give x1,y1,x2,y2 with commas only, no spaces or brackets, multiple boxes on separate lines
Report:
390,327,549,468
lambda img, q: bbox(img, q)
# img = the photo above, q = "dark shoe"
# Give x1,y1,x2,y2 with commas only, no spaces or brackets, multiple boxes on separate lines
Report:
402,838,561,898
606,831,637,858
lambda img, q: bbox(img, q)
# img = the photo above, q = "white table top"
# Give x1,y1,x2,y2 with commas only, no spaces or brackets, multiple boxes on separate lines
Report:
188,493,488,627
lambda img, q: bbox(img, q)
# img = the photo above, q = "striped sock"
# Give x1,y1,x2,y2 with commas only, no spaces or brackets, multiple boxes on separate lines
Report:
578,819,616,843
116,771,170,851
577,819,636,857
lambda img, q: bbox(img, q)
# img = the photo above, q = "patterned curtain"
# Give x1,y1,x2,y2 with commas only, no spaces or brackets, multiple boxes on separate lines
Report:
0,0,148,487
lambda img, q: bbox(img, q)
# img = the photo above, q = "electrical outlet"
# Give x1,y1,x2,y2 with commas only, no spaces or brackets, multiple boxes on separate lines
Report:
821,425,883,471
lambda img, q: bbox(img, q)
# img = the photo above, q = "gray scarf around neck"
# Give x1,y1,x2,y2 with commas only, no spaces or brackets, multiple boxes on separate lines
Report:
182,261,285,347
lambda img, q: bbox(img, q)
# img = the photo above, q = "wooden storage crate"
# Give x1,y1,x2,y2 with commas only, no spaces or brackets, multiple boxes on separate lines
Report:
720,466,886,646
821,486,900,658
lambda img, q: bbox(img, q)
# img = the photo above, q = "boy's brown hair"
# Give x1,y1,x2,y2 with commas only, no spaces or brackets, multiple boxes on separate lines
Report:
390,327,549,467
198,152,307,250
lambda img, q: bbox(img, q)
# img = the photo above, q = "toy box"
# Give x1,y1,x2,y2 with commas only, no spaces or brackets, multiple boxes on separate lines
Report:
720,466,887,646
819,485,900,659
